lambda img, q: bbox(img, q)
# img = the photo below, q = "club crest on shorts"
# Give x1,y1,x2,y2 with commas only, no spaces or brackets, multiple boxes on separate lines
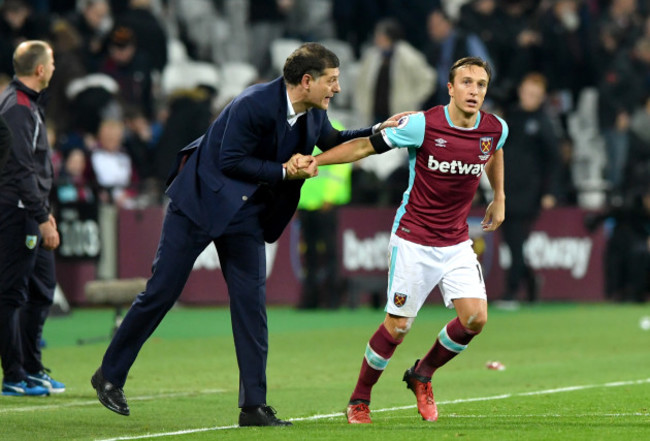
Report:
25,235,37,250
478,136,493,160
393,292,407,307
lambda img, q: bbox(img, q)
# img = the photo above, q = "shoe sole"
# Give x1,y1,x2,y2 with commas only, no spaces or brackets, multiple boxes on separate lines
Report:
2,390,49,397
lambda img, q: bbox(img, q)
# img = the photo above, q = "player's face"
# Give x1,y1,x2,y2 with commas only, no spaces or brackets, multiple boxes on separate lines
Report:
306,67,340,110
448,65,489,115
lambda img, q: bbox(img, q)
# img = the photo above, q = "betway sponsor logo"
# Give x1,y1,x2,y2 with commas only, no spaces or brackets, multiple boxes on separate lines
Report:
343,230,390,271
500,232,592,278
192,242,278,277
428,155,484,175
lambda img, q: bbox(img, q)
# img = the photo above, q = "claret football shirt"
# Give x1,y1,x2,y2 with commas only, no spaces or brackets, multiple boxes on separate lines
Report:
369,105,508,247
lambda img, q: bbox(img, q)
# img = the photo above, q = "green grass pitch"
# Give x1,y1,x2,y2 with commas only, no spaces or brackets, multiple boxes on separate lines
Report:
1,303,649,440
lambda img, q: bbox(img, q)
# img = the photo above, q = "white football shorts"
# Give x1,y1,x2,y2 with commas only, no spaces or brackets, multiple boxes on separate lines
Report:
385,234,486,317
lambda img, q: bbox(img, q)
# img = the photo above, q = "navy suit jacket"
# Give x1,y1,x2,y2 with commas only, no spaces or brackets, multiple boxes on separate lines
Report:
166,77,373,243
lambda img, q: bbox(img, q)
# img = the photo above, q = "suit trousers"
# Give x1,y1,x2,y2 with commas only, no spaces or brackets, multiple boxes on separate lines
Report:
101,200,269,407
0,205,55,381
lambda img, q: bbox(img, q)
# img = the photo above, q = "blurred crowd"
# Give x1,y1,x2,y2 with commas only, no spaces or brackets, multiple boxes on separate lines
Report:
1,0,649,302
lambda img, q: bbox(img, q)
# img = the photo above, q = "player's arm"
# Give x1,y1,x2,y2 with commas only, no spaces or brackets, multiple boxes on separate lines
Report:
314,113,423,167
314,137,378,166
482,148,505,232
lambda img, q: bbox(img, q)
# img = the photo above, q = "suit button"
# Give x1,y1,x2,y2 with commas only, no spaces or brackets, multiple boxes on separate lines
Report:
242,195,248,201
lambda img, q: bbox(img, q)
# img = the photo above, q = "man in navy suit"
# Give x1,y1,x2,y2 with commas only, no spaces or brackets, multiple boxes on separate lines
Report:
91,42,404,426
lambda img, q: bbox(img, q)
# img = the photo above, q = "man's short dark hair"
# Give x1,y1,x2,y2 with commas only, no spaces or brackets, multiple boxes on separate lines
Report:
448,57,492,84
13,41,51,77
283,43,340,85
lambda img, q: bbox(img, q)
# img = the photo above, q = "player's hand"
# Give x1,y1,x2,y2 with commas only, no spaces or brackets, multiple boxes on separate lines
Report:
39,215,60,250
294,154,316,170
481,199,505,232
377,111,417,131
285,154,318,179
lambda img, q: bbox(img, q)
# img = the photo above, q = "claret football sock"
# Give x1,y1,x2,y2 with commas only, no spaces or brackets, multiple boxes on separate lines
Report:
415,317,479,378
350,324,401,403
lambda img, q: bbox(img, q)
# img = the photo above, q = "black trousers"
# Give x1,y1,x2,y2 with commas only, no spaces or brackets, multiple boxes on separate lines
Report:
501,215,537,302
298,208,340,309
605,224,650,302
101,200,270,407
0,204,55,382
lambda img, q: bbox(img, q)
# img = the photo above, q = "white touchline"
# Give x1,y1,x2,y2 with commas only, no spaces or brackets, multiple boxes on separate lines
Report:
92,377,650,441
0,389,226,414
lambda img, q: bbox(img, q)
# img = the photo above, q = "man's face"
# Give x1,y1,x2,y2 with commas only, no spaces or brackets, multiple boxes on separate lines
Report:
41,47,55,88
306,67,340,110
109,43,136,65
518,79,545,112
448,65,489,115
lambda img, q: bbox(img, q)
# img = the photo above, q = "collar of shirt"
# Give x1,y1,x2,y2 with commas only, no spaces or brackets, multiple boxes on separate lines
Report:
286,91,307,126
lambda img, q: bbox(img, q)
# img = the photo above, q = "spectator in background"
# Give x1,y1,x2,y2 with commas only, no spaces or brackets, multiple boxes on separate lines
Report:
458,0,504,77
90,118,136,207
61,73,122,156
114,0,167,73
47,19,88,137
99,24,154,118
54,147,96,205
0,0,51,76
248,0,295,78
497,73,561,308
597,189,650,303
384,0,441,53
123,106,159,200
332,0,384,58
297,120,352,310
487,0,541,107
595,0,644,53
0,0,51,47
153,85,215,198
354,18,436,125
423,8,493,107
66,0,112,72
539,0,596,131
596,40,643,193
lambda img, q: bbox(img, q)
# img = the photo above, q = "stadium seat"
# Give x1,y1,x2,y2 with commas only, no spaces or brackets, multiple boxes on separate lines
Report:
270,38,303,77
161,61,221,96
216,61,259,107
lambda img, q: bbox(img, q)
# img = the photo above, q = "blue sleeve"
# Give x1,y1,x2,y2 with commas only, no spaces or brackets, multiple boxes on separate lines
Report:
381,112,426,149
495,114,508,150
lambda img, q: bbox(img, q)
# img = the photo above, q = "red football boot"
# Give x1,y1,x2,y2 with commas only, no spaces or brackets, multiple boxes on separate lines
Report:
346,401,372,424
403,360,438,421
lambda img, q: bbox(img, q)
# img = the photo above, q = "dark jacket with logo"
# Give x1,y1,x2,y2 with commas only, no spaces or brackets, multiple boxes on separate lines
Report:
0,78,53,224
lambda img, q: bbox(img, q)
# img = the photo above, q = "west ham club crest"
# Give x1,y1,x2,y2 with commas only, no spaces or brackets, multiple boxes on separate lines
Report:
393,292,407,307
478,136,494,160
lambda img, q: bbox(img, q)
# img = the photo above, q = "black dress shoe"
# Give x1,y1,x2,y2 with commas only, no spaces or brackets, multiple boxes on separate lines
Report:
91,368,130,416
239,405,292,427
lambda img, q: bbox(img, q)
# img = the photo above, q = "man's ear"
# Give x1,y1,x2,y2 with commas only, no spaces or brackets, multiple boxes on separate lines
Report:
301,73,312,90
